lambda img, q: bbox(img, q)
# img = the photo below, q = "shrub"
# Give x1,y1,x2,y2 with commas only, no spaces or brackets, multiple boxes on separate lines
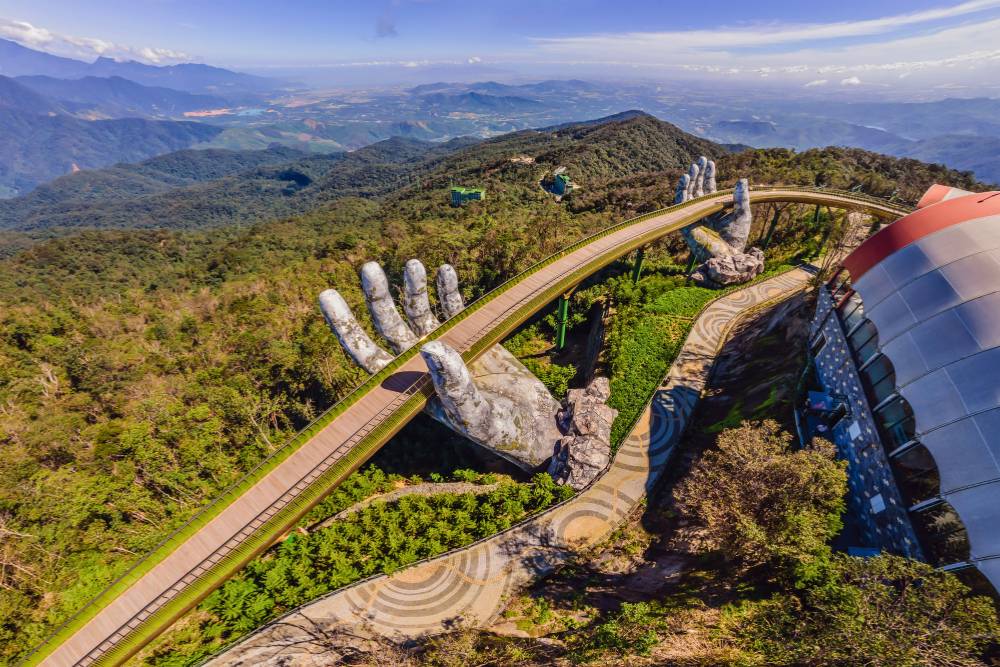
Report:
720,554,1000,666
673,420,846,571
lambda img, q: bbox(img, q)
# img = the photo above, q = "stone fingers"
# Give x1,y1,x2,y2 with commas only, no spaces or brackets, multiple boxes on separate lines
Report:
694,156,707,197
686,161,701,200
675,173,690,204
402,259,440,336
719,178,751,252
435,263,465,320
420,340,494,444
704,159,717,194
361,261,419,353
319,289,394,374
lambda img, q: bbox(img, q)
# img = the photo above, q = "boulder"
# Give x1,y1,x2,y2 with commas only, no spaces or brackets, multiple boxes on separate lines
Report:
548,376,618,489
691,247,765,288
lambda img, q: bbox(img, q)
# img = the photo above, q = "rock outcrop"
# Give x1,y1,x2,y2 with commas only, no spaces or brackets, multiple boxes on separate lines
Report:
691,247,765,287
548,376,618,490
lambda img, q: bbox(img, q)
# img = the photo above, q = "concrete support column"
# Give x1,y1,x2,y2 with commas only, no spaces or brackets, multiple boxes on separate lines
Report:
556,296,570,350
631,246,645,283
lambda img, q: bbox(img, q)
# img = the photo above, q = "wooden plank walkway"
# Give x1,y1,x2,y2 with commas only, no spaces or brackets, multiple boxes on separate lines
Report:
32,190,906,667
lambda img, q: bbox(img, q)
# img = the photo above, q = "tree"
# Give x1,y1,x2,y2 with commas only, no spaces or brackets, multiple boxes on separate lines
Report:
721,554,1000,666
672,420,846,571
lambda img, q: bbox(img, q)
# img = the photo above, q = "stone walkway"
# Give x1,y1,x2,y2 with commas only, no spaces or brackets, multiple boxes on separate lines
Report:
208,267,813,666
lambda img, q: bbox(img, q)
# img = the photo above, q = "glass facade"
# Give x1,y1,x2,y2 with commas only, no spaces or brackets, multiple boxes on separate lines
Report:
829,280,974,569
874,396,916,451
838,292,866,333
891,443,940,506
910,501,971,567
847,320,879,367
860,354,897,407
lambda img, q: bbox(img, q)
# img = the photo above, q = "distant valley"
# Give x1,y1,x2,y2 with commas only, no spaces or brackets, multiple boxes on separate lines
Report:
0,33,997,202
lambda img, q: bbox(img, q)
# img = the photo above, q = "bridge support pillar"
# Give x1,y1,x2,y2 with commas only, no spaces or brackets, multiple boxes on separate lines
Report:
556,295,570,350
631,247,645,283
762,205,782,249
815,207,838,258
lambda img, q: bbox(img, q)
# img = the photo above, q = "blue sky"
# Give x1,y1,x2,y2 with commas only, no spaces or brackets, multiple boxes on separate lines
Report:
2,1,1000,91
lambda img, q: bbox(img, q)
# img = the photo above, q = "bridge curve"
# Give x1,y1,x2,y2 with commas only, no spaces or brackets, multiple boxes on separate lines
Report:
25,188,910,667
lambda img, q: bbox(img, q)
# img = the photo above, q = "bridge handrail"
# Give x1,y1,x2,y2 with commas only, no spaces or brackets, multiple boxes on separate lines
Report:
21,186,911,666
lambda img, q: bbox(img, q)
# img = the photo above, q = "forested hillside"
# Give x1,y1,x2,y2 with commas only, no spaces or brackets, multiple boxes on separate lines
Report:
0,112,991,661
0,105,222,197
0,137,468,240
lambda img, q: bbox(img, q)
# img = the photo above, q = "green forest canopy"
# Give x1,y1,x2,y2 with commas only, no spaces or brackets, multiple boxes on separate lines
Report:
0,113,991,661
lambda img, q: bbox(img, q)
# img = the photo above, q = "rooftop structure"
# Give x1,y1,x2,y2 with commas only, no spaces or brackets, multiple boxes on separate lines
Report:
553,172,573,195
807,184,1000,595
450,186,485,207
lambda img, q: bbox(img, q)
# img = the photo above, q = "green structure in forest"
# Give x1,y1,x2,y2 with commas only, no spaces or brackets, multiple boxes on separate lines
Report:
451,187,486,206
553,173,573,195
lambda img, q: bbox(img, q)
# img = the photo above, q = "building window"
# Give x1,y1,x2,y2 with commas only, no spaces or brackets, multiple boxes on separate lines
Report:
875,396,916,451
837,292,865,332
830,272,852,302
860,354,897,406
910,501,970,567
891,443,940,506
847,319,879,367
810,333,827,358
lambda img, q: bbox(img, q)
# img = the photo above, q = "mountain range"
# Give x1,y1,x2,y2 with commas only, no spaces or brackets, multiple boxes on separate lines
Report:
699,97,1000,185
13,75,228,118
0,38,278,95
0,31,997,204
1,111,983,250
0,75,223,196
0,39,290,196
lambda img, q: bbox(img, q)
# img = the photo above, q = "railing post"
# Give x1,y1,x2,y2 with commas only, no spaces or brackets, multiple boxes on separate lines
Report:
631,246,645,283
556,295,570,350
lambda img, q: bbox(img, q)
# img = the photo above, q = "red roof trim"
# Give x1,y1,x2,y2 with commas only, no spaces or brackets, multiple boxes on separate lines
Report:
842,189,1000,281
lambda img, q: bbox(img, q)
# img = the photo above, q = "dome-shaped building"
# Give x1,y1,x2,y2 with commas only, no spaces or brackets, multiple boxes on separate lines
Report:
809,183,1000,594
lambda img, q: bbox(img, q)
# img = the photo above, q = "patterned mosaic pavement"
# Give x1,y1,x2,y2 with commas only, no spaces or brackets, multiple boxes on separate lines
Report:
208,267,813,666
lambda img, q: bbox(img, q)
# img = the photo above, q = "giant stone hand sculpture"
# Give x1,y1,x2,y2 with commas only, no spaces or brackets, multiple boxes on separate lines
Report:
674,157,764,287
319,260,617,488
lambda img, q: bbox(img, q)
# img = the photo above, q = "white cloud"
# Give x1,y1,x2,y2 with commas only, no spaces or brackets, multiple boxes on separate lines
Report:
467,56,482,64
533,0,1000,54
804,79,828,87
525,2,1000,85
841,76,862,85
0,17,189,64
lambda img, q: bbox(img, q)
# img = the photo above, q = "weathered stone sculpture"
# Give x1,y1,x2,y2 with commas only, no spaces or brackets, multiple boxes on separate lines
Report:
548,377,618,489
685,161,702,200
675,173,691,204
717,178,753,252
693,156,708,198
697,247,765,287
673,161,764,288
703,159,716,194
320,260,615,486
